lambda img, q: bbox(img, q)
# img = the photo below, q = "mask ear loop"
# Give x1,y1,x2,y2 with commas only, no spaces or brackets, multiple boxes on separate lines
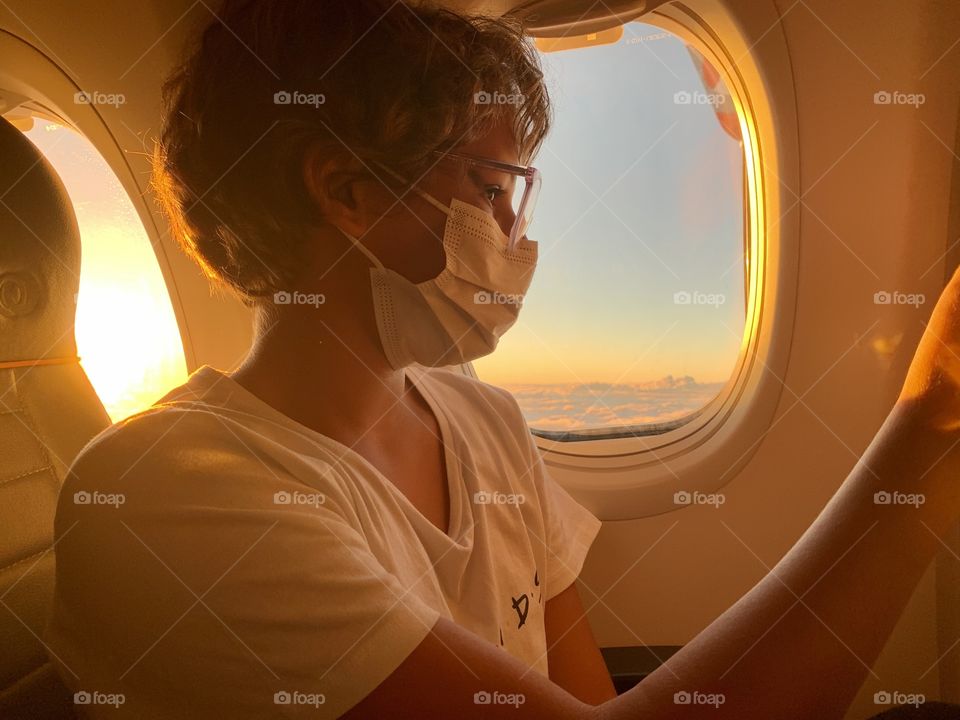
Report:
337,226,386,271
333,161,441,270
341,161,455,270
372,161,452,217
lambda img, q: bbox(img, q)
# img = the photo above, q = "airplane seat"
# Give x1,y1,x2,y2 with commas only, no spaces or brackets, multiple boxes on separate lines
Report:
0,115,111,719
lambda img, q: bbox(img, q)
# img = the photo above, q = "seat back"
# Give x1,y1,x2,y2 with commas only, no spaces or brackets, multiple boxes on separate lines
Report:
0,116,111,719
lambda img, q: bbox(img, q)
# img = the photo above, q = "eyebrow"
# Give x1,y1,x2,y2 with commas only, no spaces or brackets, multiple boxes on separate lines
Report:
467,166,513,189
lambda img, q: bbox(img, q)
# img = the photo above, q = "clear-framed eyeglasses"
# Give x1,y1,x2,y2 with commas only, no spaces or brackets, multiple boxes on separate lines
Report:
431,150,541,249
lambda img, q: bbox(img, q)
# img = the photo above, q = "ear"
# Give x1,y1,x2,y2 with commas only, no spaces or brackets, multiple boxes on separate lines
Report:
302,145,369,238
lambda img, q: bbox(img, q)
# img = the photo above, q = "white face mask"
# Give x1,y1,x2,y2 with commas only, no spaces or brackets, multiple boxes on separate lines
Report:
340,185,538,370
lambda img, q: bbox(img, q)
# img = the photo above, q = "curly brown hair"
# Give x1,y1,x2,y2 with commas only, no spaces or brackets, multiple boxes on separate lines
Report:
152,0,552,304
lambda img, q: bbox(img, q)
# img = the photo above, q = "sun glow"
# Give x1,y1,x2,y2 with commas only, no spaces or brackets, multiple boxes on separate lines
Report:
23,121,188,421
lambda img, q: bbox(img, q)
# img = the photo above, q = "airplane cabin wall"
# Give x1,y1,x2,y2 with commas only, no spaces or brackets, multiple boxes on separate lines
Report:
575,1,960,716
1,1,958,717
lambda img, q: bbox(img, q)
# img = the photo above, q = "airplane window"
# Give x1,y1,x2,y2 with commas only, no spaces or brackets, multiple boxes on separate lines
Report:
471,22,748,440
18,118,188,421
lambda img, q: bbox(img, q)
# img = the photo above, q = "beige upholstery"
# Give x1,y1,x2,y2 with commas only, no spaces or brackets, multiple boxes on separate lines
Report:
0,116,111,719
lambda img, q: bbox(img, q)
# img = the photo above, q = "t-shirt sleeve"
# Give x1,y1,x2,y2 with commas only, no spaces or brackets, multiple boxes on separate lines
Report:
496,390,602,602
533,447,603,601
46,415,440,719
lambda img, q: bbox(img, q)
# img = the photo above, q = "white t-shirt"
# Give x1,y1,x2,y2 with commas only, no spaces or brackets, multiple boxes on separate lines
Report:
46,364,601,718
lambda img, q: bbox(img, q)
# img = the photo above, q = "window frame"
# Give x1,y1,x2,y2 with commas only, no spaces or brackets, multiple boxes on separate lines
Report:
493,0,801,519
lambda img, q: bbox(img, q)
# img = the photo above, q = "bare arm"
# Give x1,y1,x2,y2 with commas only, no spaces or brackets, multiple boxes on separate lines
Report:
346,268,960,719
629,401,959,718
545,582,618,704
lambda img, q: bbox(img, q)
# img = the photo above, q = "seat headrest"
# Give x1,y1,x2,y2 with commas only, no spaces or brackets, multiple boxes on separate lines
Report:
0,116,82,363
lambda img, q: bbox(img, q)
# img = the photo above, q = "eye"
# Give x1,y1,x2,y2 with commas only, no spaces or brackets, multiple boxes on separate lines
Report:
483,185,507,205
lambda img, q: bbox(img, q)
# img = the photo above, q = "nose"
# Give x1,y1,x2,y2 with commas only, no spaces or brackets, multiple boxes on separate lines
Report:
495,206,517,242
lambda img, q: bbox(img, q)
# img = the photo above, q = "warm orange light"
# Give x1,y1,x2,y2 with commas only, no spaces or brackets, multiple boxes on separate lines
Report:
24,121,188,422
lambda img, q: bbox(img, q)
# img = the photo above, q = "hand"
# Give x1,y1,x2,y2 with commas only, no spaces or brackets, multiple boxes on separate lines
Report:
897,264,960,433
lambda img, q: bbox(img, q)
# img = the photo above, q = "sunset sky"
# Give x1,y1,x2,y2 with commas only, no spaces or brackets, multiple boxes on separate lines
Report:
473,22,745,390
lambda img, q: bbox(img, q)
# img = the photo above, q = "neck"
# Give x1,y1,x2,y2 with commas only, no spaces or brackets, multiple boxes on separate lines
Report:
230,299,408,443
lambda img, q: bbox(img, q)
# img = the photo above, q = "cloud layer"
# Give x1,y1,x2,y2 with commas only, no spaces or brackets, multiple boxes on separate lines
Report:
501,376,725,431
